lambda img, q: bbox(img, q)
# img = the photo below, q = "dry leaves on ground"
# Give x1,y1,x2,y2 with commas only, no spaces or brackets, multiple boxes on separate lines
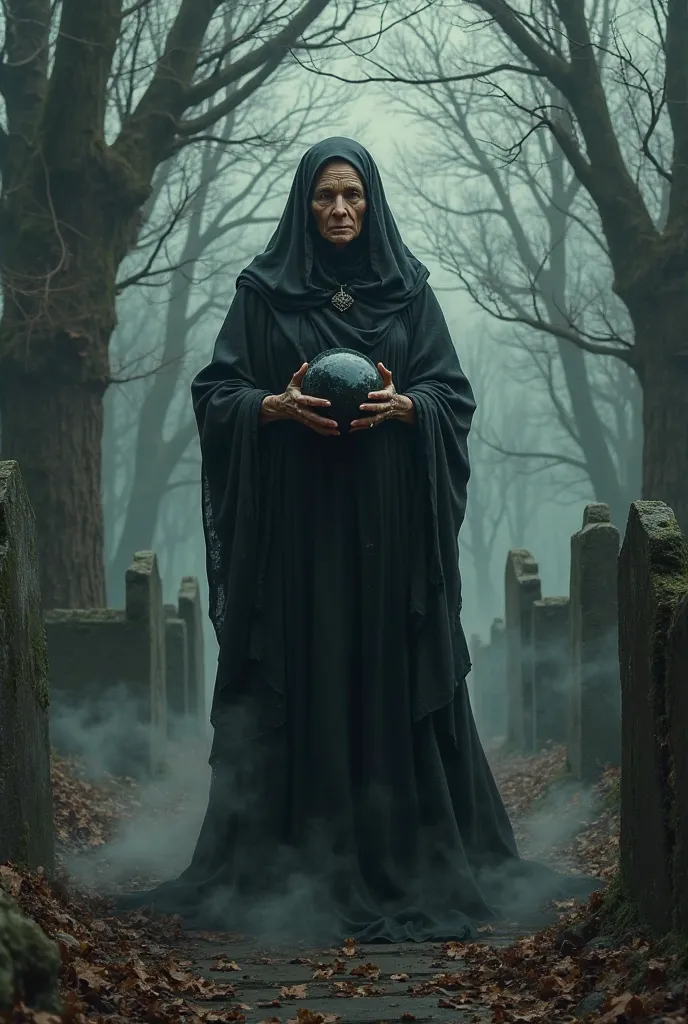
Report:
1,862,247,1023
6,745,681,1023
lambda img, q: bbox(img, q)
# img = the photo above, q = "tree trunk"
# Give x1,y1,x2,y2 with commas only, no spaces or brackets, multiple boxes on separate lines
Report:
0,373,106,608
108,457,172,607
0,145,133,608
639,322,688,532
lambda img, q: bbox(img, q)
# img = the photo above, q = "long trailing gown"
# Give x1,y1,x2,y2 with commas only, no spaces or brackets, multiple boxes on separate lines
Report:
116,137,600,943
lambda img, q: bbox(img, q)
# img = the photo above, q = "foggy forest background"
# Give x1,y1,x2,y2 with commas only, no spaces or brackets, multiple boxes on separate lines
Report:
27,0,654,679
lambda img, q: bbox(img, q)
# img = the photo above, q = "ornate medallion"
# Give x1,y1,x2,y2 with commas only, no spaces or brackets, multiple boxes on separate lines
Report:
331,285,354,312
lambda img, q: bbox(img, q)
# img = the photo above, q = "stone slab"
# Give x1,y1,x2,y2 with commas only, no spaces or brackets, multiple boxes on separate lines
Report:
167,927,528,1024
165,615,189,730
0,460,55,873
666,591,688,934
531,597,569,750
568,503,620,781
504,551,541,752
178,576,206,728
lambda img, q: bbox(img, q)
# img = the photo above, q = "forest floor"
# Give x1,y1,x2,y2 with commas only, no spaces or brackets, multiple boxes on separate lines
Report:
3,746,688,1024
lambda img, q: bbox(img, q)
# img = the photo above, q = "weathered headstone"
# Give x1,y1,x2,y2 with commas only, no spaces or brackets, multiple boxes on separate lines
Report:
618,500,688,934
470,622,508,747
568,503,620,781
488,618,507,742
164,603,189,731
0,886,61,1013
45,551,166,776
178,576,206,726
505,550,541,751
0,461,55,874
667,591,688,934
531,596,569,750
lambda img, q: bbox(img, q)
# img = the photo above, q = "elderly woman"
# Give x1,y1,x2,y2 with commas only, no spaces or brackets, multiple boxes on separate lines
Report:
120,138,597,942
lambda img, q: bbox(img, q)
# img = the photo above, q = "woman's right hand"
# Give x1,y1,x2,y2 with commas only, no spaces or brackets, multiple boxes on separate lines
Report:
260,363,339,436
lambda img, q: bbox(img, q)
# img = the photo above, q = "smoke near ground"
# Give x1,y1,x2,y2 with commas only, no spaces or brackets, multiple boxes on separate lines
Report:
50,689,211,892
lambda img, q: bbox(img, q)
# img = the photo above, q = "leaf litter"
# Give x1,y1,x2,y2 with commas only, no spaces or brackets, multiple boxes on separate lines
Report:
2,747,686,1022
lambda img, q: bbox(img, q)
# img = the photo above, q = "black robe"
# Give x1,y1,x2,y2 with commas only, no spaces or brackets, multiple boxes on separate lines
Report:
117,138,600,943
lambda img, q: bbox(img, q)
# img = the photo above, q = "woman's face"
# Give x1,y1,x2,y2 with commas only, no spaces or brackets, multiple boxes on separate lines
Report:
311,160,367,247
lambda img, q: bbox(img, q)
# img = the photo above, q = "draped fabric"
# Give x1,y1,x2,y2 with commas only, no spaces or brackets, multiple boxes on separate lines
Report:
115,139,601,942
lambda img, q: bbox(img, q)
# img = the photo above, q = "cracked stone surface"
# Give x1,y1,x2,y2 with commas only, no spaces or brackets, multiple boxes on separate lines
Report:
172,926,528,1024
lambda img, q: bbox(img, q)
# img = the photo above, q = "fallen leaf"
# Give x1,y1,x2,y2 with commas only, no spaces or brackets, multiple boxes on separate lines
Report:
280,985,308,999
212,959,242,972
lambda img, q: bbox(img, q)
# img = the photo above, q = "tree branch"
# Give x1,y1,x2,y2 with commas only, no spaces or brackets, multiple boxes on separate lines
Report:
42,0,122,164
178,57,281,136
112,0,217,177
3,0,51,174
184,0,332,106
467,0,572,88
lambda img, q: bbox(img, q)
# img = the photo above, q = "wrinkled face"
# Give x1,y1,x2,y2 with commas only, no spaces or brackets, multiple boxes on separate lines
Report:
311,160,367,247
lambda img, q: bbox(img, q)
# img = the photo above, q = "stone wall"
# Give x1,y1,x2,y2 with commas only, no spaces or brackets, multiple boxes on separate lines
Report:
0,461,55,873
476,507,620,764
45,552,167,776
618,500,688,934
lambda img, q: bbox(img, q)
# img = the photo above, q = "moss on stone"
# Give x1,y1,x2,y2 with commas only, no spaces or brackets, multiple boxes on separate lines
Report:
598,871,642,938
0,888,61,1014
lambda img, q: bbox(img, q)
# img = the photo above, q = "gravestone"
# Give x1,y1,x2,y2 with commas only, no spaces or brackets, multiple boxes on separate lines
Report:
178,576,206,726
488,618,507,742
531,596,569,750
505,550,541,751
0,886,61,1013
618,500,688,934
666,591,688,933
164,604,189,733
471,621,508,747
568,503,620,781
0,461,55,874
45,551,166,776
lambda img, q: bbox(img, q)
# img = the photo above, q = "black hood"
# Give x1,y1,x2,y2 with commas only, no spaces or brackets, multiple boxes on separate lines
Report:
236,136,429,319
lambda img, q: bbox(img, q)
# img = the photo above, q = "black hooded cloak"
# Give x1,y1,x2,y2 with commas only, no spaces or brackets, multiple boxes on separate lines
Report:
118,138,600,942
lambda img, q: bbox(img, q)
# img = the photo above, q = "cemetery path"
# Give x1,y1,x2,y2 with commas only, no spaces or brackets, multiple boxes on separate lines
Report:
163,925,527,1024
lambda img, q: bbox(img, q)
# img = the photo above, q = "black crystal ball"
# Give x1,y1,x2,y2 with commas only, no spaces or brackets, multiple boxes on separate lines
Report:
301,348,383,434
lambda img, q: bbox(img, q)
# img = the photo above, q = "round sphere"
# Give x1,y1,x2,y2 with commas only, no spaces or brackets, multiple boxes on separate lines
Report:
301,348,383,434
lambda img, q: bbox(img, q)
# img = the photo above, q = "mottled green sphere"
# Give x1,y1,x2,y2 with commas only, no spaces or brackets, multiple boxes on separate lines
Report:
301,348,383,434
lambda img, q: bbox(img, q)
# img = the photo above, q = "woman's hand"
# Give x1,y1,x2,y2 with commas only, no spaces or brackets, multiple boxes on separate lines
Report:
260,363,340,436
349,363,415,432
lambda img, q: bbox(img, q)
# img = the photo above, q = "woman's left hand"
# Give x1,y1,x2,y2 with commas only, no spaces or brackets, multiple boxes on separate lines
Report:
349,363,415,431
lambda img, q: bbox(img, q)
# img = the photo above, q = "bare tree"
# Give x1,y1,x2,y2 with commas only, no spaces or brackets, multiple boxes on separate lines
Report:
312,0,687,527
382,11,642,527
106,73,341,603
0,0,404,608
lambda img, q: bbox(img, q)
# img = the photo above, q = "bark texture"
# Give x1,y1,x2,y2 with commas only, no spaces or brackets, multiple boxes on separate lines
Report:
0,0,334,607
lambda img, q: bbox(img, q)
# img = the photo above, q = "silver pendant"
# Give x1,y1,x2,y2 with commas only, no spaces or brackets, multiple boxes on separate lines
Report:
331,285,354,312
